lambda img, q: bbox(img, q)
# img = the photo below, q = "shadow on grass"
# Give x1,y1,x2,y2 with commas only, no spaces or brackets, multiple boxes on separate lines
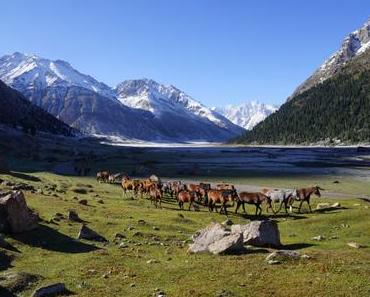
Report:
233,213,308,221
0,251,13,271
0,286,16,297
282,243,315,250
11,225,98,253
7,171,41,182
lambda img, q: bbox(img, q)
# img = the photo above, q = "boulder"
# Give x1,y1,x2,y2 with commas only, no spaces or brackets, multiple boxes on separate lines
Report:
316,203,331,210
232,220,281,248
0,271,42,294
78,224,108,242
32,283,68,297
208,232,244,255
188,223,244,254
0,191,38,233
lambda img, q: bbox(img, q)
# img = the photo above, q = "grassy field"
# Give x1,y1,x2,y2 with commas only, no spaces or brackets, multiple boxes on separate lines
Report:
1,171,370,297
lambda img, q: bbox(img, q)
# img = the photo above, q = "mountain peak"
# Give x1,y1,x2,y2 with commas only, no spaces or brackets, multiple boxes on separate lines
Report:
289,18,370,99
0,52,115,99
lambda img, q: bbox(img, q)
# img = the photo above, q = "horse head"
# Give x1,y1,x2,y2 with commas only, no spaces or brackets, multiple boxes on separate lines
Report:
314,186,323,197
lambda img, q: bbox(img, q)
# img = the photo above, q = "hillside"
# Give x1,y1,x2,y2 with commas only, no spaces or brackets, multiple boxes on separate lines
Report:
233,49,370,145
0,80,75,136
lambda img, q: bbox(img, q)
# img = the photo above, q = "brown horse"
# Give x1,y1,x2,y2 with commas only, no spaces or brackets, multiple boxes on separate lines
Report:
149,184,162,208
121,176,140,198
177,190,198,211
208,189,238,215
170,181,186,198
97,170,110,183
296,186,323,213
235,192,272,216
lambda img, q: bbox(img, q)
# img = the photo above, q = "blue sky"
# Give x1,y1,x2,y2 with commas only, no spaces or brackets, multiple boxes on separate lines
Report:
0,0,369,106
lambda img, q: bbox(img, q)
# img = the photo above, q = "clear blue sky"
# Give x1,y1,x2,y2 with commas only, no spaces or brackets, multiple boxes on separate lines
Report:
0,0,369,106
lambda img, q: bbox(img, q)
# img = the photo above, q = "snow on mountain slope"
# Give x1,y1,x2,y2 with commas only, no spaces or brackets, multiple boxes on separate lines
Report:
290,18,370,98
214,101,278,130
0,53,244,142
115,79,244,133
0,52,115,99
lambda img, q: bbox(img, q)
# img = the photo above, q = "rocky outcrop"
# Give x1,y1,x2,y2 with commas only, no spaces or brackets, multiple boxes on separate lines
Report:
0,191,38,233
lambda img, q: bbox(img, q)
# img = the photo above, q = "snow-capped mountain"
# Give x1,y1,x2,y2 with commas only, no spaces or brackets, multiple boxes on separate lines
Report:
290,18,370,98
116,79,242,133
0,53,244,142
214,102,278,130
0,52,115,99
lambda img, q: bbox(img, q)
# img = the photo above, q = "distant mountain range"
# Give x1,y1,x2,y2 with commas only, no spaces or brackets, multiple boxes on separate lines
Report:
235,18,370,145
214,102,278,130
0,53,244,142
0,79,75,136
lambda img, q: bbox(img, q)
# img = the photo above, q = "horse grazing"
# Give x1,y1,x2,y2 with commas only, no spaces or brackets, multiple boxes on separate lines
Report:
208,189,238,215
97,170,110,183
295,186,323,213
265,189,297,214
149,184,162,208
170,181,186,198
177,190,198,211
235,192,271,216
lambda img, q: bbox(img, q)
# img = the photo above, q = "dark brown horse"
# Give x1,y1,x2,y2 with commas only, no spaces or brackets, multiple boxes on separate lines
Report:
177,190,198,210
296,186,323,213
235,192,272,216
208,189,238,215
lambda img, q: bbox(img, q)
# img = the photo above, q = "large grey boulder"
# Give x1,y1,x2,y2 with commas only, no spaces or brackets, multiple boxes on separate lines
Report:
188,223,244,255
208,232,244,255
0,191,38,233
231,220,281,248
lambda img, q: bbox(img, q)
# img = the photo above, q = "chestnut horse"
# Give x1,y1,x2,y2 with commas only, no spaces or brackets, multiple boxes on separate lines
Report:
296,186,323,213
208,189,238,215
149,184,162,208
177,190,198,211
235,192,272,216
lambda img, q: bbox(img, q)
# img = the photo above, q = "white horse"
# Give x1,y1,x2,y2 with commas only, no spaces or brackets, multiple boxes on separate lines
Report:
265,189,297,214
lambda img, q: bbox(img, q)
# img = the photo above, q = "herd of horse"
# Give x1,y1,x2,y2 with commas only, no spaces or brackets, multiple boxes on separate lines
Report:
96,171,323,216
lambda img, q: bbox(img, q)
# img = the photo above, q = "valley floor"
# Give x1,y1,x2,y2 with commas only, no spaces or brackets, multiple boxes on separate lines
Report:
0,171,369,297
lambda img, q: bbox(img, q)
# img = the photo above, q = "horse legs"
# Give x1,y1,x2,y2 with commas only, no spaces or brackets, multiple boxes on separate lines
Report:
298,200,304,213
242,202,246,213
307,199,312,213
235,201,241,214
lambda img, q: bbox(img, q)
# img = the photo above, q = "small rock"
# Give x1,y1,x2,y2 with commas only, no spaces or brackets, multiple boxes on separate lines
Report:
301,254,311,259
316,203,331,210
311,235,325,241
32,283,68,297
347,241,363,249
78,199,88,206
265,250,301,262
77,224,108,242
114,233,126,240
97,199,104,204
138,219,146,225
68,210,82,222
130,283,136,287
102,274,108,279
118,242,128,248
267,260,281,265
331,202,341,208
133,231,142,237
146,259,158,264
153,226,159,231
